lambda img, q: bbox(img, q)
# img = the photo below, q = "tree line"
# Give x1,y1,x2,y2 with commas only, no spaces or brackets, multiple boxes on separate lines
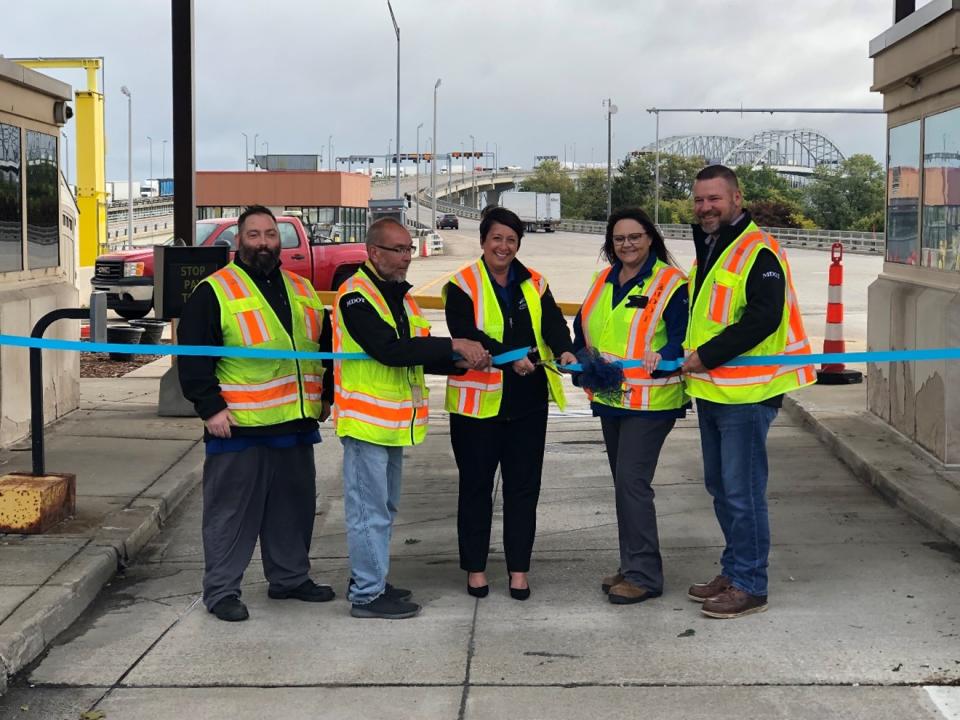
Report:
518,154,885,231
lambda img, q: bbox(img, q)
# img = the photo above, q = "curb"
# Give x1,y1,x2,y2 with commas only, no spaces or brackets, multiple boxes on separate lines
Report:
784,395,960,549
0,442,203,694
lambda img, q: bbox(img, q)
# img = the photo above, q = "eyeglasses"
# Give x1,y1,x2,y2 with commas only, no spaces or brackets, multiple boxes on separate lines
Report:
373,244,416,256
612,233,648,246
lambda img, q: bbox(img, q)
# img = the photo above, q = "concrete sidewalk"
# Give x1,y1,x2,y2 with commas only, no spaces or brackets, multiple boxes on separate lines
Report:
0,366,204,694
1,369,959,718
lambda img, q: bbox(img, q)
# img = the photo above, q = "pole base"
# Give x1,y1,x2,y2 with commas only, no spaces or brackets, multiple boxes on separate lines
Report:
816,368,863,385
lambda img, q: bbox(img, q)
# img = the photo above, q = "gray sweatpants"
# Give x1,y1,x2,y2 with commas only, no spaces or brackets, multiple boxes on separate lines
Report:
201,443,317,610
600,415,676,594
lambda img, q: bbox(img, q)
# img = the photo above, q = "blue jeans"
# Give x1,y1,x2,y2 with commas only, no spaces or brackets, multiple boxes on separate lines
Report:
696,399,777,597
341,436,404,605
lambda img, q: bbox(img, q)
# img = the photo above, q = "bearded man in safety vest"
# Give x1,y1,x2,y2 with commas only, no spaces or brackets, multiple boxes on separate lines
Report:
682,165,815,619
334,218,491,620
178,205,335,623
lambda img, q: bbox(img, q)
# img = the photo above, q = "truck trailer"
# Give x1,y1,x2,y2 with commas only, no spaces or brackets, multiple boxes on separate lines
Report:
499,191,561,233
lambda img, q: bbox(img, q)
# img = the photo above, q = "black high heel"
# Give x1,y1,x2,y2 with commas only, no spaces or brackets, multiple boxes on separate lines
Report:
508,573,531,601
467,583,489,598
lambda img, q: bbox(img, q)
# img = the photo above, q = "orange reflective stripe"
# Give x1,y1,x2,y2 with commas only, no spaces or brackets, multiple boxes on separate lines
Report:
709,283,732,324
579,267,613,346
303,305,321,342
284,270,311,297
453,263,484,328
723,232,766,274
528,268,547,296
343,276,390,316
337,396,414,423
238,309,268,345
218,267,248,300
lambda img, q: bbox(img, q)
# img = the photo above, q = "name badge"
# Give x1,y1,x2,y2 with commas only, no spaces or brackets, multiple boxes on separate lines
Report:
411,384,424,408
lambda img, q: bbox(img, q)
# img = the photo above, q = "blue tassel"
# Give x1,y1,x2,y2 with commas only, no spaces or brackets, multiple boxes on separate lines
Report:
576,348,625,404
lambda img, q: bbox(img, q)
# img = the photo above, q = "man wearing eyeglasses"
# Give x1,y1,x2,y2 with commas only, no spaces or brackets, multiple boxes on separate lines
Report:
333,218,491,619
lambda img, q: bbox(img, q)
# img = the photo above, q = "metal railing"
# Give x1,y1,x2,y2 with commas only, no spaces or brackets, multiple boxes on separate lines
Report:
106,196,174,223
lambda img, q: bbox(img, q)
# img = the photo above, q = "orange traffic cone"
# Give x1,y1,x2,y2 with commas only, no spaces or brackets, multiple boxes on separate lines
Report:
816,243,863,385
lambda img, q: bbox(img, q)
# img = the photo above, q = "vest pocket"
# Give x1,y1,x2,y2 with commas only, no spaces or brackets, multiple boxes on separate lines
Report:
708,281,735,325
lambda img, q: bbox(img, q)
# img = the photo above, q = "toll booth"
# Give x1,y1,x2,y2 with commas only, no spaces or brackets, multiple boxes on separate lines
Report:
153,245,230,319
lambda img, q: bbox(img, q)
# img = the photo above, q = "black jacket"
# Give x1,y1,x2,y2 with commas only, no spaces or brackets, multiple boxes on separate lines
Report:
444,258,574,421
690,211,786,407
337,262,460,374
177,257,333,437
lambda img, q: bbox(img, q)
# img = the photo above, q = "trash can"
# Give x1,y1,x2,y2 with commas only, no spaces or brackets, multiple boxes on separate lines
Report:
106,324,145,361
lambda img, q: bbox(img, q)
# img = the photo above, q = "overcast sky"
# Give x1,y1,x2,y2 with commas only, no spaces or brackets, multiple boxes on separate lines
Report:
4,1,901,182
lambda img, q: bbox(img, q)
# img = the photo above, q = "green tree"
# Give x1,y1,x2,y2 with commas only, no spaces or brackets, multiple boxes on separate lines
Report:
571,167,609,221
518,159,575,197
804,154,885,230
611,155,655,210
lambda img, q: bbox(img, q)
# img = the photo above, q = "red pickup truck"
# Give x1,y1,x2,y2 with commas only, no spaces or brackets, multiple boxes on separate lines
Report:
92,216,368,318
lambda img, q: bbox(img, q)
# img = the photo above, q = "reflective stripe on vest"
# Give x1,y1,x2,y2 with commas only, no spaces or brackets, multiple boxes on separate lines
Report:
202,263,325,426
332,270,430,447
685,224,815,403
443,261,566,418
579,260,687,411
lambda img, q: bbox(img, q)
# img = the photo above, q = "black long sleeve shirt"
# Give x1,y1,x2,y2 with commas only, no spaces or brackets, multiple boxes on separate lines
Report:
444,258,574,421
177,257,333,437
690,211,787,407
337,262,460,375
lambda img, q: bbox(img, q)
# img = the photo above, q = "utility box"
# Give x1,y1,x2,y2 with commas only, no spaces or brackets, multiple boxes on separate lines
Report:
153,245,229,319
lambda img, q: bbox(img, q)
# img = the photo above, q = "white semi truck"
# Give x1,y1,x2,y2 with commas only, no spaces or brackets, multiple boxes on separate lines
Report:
500,190,561,233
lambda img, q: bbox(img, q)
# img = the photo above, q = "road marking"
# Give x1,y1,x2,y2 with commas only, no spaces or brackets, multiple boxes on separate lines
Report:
926,687,960,719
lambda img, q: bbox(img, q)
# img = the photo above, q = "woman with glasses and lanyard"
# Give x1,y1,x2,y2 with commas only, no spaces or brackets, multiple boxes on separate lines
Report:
443,206,576,600
573,207,688,606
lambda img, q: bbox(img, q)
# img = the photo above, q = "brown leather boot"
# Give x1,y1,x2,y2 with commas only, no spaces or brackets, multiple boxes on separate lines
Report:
601,572,624,594
608,579,661,605
701,587,768,619
687,574,731,603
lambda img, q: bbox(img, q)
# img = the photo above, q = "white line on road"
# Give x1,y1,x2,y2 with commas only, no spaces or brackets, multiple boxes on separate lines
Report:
926,687,960,719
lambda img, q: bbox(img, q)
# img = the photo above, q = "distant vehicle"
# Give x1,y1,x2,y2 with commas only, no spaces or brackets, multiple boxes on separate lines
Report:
92,216,367,319
498,165,522,172
436,213,459,230
500,191,560,233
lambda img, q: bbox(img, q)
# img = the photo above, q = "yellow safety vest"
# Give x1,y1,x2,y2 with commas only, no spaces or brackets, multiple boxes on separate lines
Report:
684,222,816,404
442,260,566,418
333,268,431,446
579,259,687,411
202,262,325,426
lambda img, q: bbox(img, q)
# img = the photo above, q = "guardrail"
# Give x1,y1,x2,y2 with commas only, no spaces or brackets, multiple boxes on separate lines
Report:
423,190,884,255
107,197,174,223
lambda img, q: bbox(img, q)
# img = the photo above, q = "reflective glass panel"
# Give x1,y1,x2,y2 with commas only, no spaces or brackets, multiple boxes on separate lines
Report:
887,120,920,265
26,131,59,269
922,108,960,270
0,123,23,272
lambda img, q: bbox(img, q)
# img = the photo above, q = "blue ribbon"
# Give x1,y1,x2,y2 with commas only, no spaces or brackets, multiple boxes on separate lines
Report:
0,333,530,366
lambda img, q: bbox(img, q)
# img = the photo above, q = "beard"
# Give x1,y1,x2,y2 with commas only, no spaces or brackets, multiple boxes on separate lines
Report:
239,245,280,274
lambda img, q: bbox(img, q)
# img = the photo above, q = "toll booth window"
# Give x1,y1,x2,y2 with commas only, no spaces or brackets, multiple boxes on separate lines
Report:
26,131,59,270
0,123,22,272
886,120,920,266
921,108,960,271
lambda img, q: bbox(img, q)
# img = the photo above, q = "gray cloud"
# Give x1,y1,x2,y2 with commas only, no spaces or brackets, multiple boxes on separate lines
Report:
5,0,892,181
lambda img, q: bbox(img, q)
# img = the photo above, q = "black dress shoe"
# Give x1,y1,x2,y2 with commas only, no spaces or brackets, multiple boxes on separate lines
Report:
209,595,249,622
348,578,412,602
467,583,489,598
268,579,335,602
508,573,531,601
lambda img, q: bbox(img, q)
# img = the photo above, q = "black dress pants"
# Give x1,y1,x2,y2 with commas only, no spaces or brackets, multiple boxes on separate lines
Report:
600,415,676,594
201,443,316,610
451,406,548,573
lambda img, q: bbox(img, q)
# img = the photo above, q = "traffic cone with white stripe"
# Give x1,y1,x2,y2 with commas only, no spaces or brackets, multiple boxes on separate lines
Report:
816,242,863,385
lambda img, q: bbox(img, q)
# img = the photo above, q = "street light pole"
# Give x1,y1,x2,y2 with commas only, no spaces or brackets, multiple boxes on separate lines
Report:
253,133,258,169
161,139,167,176
654,110,661,225
121,85,133,245
432,78,440,230
388,0,400,201
240,132,248,171
327,134,333,171
147,135,153,179
416,122,423,226
470,134,476,209
603,98,618,217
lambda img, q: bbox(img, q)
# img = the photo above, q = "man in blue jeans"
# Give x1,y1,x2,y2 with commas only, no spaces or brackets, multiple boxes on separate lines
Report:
682,165,816,619
332,219,490,619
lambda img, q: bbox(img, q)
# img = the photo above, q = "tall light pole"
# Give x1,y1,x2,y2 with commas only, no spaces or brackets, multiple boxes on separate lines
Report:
147,135,153,179
388,0,401,200
253,133,258,169
470,134,476,209
432,78,441,229
240,132,248,171
161,139,167,176
327,134,333,171
121,85,133,245
262,140,269,158
603,98,618,217
416,122,423,226
387,139,392,178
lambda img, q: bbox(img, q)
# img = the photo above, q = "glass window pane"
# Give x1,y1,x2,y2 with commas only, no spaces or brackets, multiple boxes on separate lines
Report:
887,120,920,265
922,108,960,270
26,131,59,269
0,123,23,272
279,221,299,248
